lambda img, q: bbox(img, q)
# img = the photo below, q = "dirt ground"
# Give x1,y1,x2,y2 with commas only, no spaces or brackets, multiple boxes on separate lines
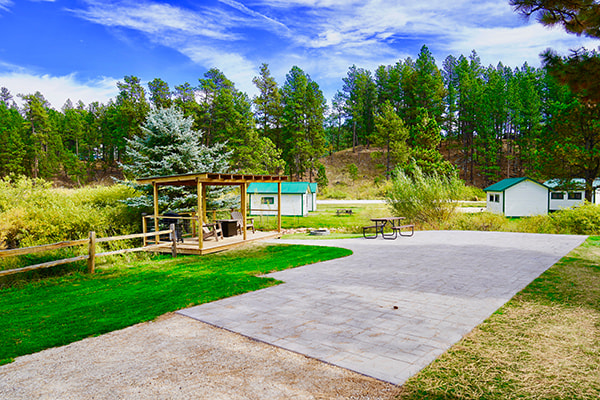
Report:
0,313,402,399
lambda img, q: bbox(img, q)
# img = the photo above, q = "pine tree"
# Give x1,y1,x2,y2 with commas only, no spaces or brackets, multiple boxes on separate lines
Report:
19,92,62,179
409,108,454,176
0,100,26,176
148,78,172,109
340,65,377,150
510,0,600,103
373,101,409,176
281,66,327,179
409,45,446,125
108,76,151,164
252,63,283,149
123,106,230,210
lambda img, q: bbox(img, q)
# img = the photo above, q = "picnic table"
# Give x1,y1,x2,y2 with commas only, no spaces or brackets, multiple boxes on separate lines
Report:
363,217,414,239
336,208,353,216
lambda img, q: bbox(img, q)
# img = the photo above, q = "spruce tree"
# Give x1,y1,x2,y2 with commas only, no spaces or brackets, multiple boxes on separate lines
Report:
122,106,230,211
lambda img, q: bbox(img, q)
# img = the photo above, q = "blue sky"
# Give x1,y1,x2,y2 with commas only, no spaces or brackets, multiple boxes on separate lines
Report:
0,0,594,109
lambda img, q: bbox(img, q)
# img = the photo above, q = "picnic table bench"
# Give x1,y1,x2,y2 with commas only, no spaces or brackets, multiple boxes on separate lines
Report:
363,217,414,239
336,208,353,216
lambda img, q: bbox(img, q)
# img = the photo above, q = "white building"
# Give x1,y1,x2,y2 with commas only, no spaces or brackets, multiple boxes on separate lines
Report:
484,177,550,217
544,178,600,211
308,183,318,212
247,182,312,217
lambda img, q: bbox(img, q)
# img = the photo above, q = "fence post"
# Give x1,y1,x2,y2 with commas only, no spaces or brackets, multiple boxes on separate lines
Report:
142,214,147,246
87,231,96,274
170,223,177,258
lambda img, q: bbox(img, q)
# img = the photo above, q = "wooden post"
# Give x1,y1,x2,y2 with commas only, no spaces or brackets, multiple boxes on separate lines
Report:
241,183,247,240
142,214,147,246
170,223,177,258
153,182,160,245
202,185,207,224
277,181,282,233
191,212,197,238
87,231,96,274
197,179,203,250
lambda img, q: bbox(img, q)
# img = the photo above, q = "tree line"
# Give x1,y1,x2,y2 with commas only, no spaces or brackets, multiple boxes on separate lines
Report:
1,46,598,189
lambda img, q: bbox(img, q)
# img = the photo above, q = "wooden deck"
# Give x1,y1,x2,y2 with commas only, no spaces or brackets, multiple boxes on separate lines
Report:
147,230,282,255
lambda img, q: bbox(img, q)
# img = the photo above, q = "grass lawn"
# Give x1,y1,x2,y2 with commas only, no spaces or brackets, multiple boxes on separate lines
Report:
0,243,351,366
253,203,390,233
398,236,600,399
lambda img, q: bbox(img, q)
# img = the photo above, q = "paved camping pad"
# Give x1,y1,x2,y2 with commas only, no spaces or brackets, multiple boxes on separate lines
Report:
179,231,587,384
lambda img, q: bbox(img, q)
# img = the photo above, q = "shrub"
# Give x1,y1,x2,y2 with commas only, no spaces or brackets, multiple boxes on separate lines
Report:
386,165,464,228
444,204,600,235
550,203,600,235
347,163,358,182
445,212,510,231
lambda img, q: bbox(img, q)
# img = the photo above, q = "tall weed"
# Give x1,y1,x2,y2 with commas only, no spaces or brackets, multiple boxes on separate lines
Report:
0,176,141,249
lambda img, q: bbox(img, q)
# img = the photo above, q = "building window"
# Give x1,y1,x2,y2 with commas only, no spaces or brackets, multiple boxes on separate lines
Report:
261,196,275,205
489,194,494,202
551,192,564,200
568,192,582,200
489,194,500,203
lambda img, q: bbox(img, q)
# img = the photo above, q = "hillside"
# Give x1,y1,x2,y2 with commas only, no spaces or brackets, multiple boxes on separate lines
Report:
319,146,390,199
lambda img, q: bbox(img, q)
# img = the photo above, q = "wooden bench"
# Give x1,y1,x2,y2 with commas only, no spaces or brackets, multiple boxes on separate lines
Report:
391,224,414,237
336,209,353,216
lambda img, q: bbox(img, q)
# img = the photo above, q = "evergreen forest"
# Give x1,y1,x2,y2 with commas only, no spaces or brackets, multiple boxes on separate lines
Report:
1,45,598,190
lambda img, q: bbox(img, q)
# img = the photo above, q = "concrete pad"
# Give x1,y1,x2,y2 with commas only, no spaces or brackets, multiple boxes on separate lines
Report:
178,231,587,385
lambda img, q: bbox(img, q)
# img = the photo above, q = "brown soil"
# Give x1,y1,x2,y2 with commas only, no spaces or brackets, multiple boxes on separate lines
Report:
0,313,402,399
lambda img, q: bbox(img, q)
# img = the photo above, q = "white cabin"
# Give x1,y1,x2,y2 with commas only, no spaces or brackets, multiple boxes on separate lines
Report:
544,178,600,211
484,177,549,217
248,182,312,217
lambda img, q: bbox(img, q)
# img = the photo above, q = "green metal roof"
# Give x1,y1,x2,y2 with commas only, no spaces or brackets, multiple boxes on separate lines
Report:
309,182,318,193
484,177,549,192
544,178,600,190
247,182,311,194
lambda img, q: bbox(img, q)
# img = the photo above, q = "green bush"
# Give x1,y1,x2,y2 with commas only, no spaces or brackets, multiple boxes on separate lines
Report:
386,165,465,228
444,203,600,235
550,203,600,235
445,212,510,231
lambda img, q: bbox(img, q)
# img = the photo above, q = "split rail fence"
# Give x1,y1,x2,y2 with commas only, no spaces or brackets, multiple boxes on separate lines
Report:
0,225,177,277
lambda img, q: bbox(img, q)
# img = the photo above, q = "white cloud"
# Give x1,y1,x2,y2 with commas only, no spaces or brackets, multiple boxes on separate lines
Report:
63,0,600,104
180,42,260,96
0,0,12,12
218,0,290,34
447,24,596,67
0,70,118,109
72,0,238,40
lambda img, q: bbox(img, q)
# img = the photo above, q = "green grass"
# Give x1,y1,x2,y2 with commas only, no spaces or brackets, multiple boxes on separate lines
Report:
0,244,351,366
253,203,390,233
398,236,600,399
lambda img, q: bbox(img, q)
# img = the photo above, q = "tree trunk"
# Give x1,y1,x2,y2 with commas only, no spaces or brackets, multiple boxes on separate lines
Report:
352,121,357,153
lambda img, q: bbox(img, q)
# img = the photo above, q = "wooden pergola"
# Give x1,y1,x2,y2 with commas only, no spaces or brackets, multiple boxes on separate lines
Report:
136,172,288,254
